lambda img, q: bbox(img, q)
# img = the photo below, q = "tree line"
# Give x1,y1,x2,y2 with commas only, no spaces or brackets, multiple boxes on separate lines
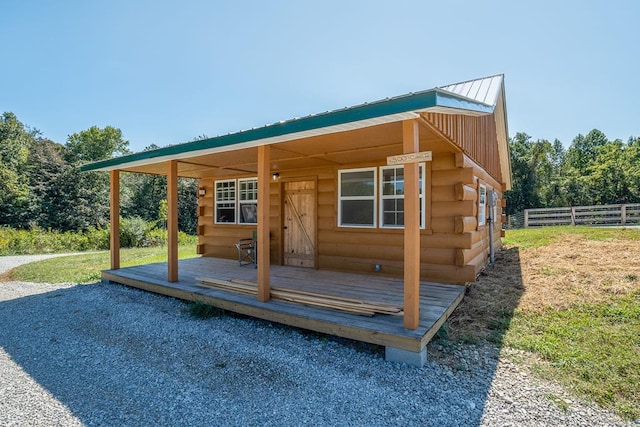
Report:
2,111,638,232
0,112,198,234
505,129,639,215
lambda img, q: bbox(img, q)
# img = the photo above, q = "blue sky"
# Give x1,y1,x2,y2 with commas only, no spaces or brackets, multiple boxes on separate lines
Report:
2,0,638,152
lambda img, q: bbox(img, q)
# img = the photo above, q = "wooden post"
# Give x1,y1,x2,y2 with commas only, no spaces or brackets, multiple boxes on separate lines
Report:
621,205,627,225
524,209,529,228
167,160,178,282
257,145,271,302
110,170,120,270
570,207,576,226
403,120,420,330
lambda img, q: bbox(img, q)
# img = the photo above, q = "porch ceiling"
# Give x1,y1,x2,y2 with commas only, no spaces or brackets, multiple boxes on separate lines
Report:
116,120,455,179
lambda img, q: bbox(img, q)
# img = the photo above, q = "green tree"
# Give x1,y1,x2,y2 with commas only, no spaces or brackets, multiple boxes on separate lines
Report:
539,138,568,207
64,125,130,163
624,136,640,201
41,167,110,231
565,129,609,174
25,138,67,227
43,125,132,230
505,133,554,214
0,112,37,227
587,140,632,204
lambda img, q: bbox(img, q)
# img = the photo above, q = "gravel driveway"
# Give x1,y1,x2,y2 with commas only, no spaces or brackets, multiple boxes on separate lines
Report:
0,256,635,426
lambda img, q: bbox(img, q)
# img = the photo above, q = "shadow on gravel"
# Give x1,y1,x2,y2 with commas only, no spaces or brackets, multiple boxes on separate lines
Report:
0,283,208,425
431,246,526,420
0,248,525,426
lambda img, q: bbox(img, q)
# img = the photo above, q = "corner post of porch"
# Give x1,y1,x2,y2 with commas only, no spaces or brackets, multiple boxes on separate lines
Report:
167,160,178,282
403,119,421,330
110,170,120,270
257,145,271,302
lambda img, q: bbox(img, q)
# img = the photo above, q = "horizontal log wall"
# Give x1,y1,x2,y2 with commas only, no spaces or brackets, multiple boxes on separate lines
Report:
198,150,505,284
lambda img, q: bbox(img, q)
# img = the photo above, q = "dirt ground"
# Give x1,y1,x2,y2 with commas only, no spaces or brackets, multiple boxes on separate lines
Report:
447,234,640,340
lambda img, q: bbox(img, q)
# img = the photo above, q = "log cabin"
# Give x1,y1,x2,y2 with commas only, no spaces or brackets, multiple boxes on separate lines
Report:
82,74,511,366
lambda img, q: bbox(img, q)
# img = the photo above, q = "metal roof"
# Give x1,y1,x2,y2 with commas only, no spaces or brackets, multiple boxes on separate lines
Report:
439,74,504,107
81,75,510,186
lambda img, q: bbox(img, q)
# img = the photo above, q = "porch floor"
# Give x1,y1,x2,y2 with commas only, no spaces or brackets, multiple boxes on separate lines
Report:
102,257,466,353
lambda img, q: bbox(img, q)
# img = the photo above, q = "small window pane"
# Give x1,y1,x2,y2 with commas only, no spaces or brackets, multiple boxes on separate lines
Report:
215,180,236,224
341,200,374,226
239,203,257,224
239,178,258,201
382,198,404,226
216,206,235,223
341,171,375,197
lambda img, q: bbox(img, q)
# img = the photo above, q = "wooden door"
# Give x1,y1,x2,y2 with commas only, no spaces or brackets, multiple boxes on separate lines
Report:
283,180,316,268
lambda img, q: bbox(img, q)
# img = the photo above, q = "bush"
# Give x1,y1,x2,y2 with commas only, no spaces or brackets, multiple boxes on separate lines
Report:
0,219,198,255
120,217,154,248
0,226,96,255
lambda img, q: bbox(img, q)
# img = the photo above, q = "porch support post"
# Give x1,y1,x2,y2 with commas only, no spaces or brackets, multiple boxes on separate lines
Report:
403,119,420,330
167,160,178,282
257,145,271,302
110,170,120,270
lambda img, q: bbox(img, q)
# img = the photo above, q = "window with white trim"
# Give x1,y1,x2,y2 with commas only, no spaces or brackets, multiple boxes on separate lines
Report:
478,184,487,227
215,180,237,223
238,178,258,224
338,168,376,227
380,163,425,228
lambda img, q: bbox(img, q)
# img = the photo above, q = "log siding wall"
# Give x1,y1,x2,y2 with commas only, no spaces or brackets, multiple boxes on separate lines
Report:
198,153,504,284
196,113,506,285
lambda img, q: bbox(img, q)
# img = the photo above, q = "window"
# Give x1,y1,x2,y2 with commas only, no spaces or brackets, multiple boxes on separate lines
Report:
478,184,487,227
238,178,258,224
215,180,236,223
380,164,425,228
338,168,376,227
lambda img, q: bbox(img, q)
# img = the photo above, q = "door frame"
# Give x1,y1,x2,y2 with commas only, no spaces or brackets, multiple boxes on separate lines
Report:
279,176,318,269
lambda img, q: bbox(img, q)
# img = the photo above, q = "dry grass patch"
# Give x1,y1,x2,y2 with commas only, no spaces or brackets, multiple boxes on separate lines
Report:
446,226,640,420
449,230,640,340
517,234,640,311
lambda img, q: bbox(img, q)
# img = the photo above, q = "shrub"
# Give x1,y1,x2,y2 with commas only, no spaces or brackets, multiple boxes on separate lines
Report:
0,219,197,255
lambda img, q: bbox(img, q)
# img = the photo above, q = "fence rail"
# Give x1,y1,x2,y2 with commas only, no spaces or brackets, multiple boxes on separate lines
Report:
524,204,640,227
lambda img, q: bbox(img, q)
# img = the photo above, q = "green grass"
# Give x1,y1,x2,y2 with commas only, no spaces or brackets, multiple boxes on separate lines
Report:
503,291,640,420
491,226,640,420
503,225,640,249
7,245,198,283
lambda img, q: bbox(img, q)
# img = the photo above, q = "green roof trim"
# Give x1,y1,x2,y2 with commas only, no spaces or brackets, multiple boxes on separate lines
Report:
81,88,494,172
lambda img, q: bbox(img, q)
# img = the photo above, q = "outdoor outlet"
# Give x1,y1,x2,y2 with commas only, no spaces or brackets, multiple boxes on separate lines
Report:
374,264,381,272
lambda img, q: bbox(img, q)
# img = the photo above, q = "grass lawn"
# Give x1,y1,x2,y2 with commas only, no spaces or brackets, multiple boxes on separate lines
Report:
4,245,198,284
448,225,640,420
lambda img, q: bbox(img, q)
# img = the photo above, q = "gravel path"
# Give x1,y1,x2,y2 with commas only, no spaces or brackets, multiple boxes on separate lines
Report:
0,256,636,426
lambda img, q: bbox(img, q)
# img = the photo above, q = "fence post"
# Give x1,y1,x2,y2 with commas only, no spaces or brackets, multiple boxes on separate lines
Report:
570,207,576,226
524,210,529,228
621,205,627,225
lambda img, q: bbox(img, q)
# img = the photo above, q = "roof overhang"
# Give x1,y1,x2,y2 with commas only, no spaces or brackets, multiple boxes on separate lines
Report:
81,88,494,173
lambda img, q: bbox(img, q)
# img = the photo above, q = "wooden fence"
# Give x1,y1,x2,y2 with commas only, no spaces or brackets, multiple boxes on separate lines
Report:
524,204,640,227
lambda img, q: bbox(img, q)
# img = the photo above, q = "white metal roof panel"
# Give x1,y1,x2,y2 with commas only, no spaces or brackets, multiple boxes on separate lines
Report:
440,74,503,106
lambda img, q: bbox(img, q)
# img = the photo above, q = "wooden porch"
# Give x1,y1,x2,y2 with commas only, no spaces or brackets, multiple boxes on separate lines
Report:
102,257,466,353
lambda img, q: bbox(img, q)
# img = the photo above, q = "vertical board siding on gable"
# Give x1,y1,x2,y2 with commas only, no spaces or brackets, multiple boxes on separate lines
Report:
422,113,502,183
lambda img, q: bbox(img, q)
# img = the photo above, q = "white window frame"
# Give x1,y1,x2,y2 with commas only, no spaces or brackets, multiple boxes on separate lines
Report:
379,163,426,229
238,177,258,224
338,167,377,228
214,179,237,224
478,183,487,227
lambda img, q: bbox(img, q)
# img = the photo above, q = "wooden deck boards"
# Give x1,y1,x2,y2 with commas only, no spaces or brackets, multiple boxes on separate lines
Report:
101,257,466,352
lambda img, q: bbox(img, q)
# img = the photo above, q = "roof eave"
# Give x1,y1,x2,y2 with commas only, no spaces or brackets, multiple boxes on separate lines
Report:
81,89,493,173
